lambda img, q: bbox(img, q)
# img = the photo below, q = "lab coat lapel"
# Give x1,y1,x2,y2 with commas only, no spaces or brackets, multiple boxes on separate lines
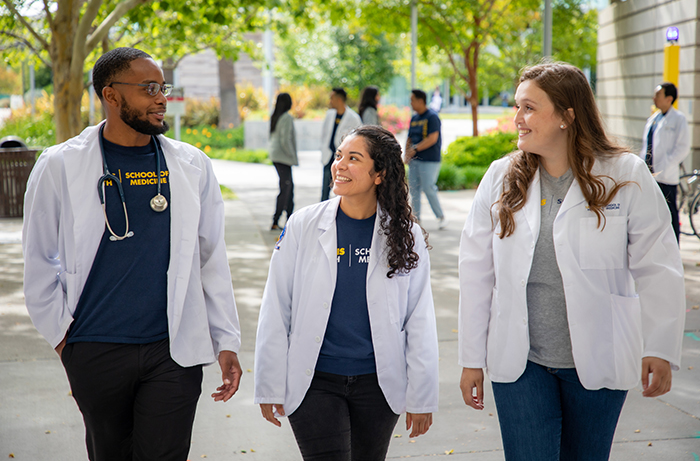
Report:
163,141,201,332
523,168,541,239
557,176,586,217
318,198,340,285
63,124,107,274
367,204,386,280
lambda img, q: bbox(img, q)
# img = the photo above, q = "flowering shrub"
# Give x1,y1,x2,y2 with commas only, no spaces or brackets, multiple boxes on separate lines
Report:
484,109,517,134
378,104,411,134
278,84,328,120
176,125,244,149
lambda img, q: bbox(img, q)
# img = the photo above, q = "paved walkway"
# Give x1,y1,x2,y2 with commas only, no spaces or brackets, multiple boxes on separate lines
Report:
1,149,699,460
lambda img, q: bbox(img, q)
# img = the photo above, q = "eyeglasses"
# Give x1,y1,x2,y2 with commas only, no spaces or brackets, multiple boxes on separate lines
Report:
109,82,173,97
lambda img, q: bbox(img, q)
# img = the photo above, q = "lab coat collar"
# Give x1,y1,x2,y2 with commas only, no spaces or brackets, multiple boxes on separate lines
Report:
523,168,541,240
317,196,388,280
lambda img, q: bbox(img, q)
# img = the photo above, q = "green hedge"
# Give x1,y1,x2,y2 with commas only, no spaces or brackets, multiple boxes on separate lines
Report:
438,131,517,190
0,109,55,149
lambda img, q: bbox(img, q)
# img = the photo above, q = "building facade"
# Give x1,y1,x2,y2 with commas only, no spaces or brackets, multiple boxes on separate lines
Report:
597,0,699,168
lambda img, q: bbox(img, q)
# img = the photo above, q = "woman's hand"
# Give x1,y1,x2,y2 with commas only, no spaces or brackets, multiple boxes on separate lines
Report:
642,357,672,397
260,403,285,427
460,367,484,410
406,412,432,437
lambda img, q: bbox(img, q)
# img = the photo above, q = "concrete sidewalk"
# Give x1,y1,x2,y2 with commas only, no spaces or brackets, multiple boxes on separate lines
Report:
1,151,699,460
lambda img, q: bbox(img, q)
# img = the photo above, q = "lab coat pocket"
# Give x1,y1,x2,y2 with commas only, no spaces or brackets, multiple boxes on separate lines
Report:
485,287,503,364
579,216,627,270
610,294,643,386
387,276,409,326
57,270,77,311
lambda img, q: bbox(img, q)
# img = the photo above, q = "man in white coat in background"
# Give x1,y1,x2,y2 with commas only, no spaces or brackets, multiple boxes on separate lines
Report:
22,47,242,461
640,82,690,242
319,87,362,201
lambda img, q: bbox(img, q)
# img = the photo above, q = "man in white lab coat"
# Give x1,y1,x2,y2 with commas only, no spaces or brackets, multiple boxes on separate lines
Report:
639,82,690,242
22,47,242,461
319,87,362,201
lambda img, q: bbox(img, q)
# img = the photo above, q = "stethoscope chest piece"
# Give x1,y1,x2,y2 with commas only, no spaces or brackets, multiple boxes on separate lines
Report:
150,193,168,212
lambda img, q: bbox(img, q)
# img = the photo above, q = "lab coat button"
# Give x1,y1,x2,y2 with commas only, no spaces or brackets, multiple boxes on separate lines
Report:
315,336,321,343
323,302,329,309
520,280,525,287
523,318,527,325
305,369,312,376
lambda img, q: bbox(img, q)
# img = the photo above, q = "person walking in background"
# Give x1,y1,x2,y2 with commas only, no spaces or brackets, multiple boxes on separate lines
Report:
459,62,685,460
405,89,447,229
359,85,380,126
320,87,362,201
255,126,439,460
269,93,298,231
639,82,690,243
22,47,242,461
429,86,442,113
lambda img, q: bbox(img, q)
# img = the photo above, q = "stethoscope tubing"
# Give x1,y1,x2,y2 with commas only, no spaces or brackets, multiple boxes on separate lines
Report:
97,124,164,241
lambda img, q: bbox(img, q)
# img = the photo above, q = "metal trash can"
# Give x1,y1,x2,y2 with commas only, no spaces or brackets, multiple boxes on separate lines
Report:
0,136,39,217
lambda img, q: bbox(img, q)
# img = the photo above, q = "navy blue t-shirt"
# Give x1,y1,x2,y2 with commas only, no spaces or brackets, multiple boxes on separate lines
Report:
408,108,442,162
315,207,376,376
67,137,171,344
329,111,344,157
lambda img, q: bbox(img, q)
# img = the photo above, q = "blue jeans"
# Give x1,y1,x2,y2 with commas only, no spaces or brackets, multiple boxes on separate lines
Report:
288,371,399,461
408,160,444,221
491,361,627,461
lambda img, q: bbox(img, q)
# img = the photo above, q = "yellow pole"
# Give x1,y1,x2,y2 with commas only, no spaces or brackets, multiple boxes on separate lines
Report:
663,43,680,109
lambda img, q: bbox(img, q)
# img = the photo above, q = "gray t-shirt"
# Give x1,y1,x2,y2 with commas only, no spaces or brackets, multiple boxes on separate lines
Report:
527,166,575,368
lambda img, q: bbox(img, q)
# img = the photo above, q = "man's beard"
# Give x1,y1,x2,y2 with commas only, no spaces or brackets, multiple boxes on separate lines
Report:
120,100,169,136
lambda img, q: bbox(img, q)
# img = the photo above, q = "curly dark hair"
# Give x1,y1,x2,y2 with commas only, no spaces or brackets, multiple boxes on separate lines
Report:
348,125,427,278
93,47,152,101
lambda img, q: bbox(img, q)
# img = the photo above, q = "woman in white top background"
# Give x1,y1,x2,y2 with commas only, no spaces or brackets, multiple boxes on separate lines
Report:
255,125,439,460
458,62,685,460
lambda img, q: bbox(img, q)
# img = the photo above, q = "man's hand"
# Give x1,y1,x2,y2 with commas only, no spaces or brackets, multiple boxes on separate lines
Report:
404,146,417,164
211,350,242,402
260,404,285,427
55,336,67,358
641,356,672,397
460,367,484,410
406,412,432,438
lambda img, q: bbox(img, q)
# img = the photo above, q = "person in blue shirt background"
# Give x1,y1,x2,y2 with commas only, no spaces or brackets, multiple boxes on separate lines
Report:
405,89,447,229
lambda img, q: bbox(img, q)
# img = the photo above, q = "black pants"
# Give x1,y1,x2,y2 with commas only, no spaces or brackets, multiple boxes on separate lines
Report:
658,181,680,243
61,339,203,461
273,162,294,226
288,371,399,461
321,157,333,201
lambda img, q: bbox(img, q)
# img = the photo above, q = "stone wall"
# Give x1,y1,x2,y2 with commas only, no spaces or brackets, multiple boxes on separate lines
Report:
597,0,700,168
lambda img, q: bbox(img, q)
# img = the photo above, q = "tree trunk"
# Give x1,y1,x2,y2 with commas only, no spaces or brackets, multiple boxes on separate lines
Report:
51,1,85,143
218,58,240,129
162,57,175,86
465,41,481,137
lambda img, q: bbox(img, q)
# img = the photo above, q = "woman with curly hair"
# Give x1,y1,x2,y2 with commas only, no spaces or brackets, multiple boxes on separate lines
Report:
458,62,685,460
255,125,439,460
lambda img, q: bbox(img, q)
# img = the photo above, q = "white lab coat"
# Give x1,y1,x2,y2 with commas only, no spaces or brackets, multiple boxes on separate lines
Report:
22,123,241,367
459,153,685,390
320,106,363,165
639,107,690,185
254,197,439,415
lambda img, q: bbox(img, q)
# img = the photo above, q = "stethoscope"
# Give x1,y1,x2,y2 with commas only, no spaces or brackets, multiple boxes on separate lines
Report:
97,124,168,242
